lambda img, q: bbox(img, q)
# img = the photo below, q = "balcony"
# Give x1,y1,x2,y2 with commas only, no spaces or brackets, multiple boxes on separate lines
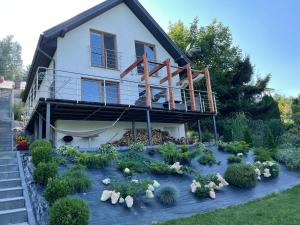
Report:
90,46,122,70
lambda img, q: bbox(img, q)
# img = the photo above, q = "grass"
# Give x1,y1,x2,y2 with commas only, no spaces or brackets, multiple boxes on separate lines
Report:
159,184,300,225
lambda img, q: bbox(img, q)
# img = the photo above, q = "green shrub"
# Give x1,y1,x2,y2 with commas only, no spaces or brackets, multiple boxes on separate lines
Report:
218,141,250,154
276,148,300,170
263,127,276,149
198,153,217,166
44,178,70,205
224,164,257,188
159,143,199,164
156,186,178,206
31,146,52,167
222,126,233,142
29,139,52,151
194,185,210,198
255,161,279,177
243,128,253,147
148,161,173,175
98,144,118,161
254,148,273,162
128,142,144,152
75,153,106,168
33,162,58,186
57,145,81,158
62,166,91,193
49,197,90,225
227,155,242,164
117,151,149,173
180,145,189,153
202,130,213,142
53,156,67,165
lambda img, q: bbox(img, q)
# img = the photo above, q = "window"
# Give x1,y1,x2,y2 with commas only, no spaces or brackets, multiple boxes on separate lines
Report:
135,41,156,74
90,31,117,69
81,78,119,104
137,85,167,104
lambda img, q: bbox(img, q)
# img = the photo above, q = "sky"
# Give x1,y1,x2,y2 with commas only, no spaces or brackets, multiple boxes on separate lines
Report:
0,0,299,96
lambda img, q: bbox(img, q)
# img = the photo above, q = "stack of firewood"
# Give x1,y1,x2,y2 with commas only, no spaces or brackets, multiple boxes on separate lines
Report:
111,129,186,146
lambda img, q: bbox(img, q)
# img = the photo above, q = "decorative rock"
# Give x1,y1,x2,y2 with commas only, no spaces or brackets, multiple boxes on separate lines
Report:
125,196,134,208
153,180,160,188
102,178,111,185
119,197,125,204
255,168,261,176
237,153,243,157
111,191,120,204
209,190,216,199
170,162,183,174
101,190,112,201
190,180,201,193
146,190,154,198
208,181,216,190
216,173,229,186
263,168,271,177
131,179,139,183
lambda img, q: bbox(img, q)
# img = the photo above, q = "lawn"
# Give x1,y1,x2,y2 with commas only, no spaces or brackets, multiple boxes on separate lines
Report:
160,184,300,225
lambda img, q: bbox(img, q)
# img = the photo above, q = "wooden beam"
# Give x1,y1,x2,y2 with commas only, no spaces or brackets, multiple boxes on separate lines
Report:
166,59,175,110
160,67,184,84
176,71,203,86
142,54,151,108
120,56,143,79
204,67,215,113
141,60,167,81
186,64,196,111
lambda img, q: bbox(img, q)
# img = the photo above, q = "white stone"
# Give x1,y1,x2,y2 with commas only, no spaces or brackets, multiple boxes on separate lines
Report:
111,191,120,204
153,180,160,188
131,179,139,183
208,181,216,190
190,180,201,193
146,190,154,198
124,168,131,174
102,178,111,185
100,190,112,201
237,153,243,157
216,173,229,186
170,162,182,173
255,168,261,176
125,196,134,208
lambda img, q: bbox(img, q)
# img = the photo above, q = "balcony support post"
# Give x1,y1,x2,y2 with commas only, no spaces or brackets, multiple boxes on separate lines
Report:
204,67,215,113
38,113,43,139
46,102,51,141
142,54,151,108
212,115,218,143
197,119,202,143
132,120,136,144
166,59,175,110
34,115,39,140
146,109,153,146
186,64,196,111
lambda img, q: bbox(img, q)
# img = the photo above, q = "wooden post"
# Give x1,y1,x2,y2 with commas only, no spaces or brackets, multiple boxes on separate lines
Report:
186,64,196,111
142,54,151,108
204,67,215,113
166,59,175,110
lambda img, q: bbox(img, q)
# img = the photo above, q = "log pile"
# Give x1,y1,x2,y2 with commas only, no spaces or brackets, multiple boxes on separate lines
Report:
111,129,185,146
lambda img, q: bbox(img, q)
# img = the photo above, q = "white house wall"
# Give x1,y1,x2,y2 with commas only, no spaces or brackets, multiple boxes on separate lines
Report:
55,120,185,149
54,3,182,104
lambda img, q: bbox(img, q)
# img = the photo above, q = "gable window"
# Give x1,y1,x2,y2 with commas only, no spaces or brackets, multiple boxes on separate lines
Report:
81,78,119,104
135,41,156,74
90,30,118,69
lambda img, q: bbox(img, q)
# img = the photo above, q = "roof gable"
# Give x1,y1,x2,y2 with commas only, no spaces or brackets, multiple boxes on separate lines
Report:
23,0,190,101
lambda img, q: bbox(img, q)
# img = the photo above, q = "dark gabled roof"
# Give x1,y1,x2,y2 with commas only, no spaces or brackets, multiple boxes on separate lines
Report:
23,0,191,101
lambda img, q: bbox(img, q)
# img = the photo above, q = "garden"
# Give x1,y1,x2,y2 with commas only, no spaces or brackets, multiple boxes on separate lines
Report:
21,125,300,225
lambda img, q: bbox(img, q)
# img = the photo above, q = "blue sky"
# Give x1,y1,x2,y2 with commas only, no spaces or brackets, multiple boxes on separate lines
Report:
140,0,300,97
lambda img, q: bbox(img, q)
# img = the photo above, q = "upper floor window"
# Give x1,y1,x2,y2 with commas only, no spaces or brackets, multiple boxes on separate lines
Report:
81,78,119,104
135,41,156,74
90,30,118,70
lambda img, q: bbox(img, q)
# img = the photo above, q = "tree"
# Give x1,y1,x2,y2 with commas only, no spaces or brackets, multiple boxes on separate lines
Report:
0,35,24,80
291,95,300,126
168,18,279,120
274,94,293,124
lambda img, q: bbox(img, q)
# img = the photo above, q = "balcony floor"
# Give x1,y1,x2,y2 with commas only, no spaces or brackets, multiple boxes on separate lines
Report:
26,98,216,131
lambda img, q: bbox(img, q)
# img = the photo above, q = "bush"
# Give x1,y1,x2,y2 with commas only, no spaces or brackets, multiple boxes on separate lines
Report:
31,146,52,167
30,139,52,151
49,197,90,225
98,144,118,161
128,142,144,152
117,151,149,173
62,166,91,193
263,127,276,149
254,148,273,162
227,155,242,164
218,141,250,154
44,178,70,205
13,102,24,121
180,145,189,153
53,156,67,165
156,186,178,206
202,130,213,142
198,153,217,166
276,148,300,170
33,162,58,186
148,161,173,175
255,161,279,178
222,125,233,142
243,129,253,147
57,145,81,158
224,164,257,188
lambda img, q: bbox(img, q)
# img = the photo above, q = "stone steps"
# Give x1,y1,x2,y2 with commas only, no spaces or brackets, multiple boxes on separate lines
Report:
0,196,25,211
0,187,23,199
0,208,28,225
0,171,20,180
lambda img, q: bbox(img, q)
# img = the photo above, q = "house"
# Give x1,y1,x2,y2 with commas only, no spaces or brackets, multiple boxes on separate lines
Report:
23,0,217,149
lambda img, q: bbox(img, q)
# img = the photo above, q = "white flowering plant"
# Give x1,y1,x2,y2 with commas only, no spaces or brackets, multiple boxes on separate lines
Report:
100,178,160,208
255,161,279,179
191,173,229,199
